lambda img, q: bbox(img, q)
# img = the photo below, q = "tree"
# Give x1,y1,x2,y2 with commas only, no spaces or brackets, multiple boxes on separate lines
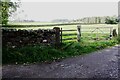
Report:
0,0,20,25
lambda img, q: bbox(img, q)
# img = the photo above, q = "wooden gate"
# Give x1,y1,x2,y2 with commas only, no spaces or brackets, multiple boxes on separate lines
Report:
60,25,81,43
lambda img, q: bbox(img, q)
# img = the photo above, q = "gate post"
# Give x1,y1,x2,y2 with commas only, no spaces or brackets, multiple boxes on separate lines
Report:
109,27,113,39
53,27,60,48
77,25,81,42
112,29,117,37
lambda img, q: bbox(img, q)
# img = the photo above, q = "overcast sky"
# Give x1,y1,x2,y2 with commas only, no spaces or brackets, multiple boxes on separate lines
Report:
10,2,118,21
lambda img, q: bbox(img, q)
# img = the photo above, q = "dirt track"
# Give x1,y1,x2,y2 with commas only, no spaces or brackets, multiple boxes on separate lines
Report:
2,45,120,78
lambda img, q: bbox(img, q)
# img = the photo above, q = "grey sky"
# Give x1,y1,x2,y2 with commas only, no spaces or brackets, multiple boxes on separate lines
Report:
11,2,118,21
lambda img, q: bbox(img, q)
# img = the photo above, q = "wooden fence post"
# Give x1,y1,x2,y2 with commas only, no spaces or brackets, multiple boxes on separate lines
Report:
53,27,60,48
77,25,81,42
110,27,113,38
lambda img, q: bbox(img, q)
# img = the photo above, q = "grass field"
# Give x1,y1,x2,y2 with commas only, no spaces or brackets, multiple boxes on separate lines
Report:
6,23,118,42
7,23,118,30
3,23,119,64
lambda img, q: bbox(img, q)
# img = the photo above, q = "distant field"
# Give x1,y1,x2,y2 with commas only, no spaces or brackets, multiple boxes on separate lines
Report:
6,22,118,41
7,23,118,33
8,22,63,25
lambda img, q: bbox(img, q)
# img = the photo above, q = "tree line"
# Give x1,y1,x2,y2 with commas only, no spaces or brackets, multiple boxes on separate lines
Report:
74,16,118,24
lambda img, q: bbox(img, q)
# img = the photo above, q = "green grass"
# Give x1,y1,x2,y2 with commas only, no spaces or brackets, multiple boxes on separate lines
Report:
3,37,118,64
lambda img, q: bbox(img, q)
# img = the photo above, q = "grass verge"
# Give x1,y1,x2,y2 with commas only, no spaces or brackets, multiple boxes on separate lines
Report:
3,38,118,64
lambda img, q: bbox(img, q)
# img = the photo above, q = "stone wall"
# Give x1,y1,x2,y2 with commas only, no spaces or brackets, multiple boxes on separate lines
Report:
2,29,57,48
